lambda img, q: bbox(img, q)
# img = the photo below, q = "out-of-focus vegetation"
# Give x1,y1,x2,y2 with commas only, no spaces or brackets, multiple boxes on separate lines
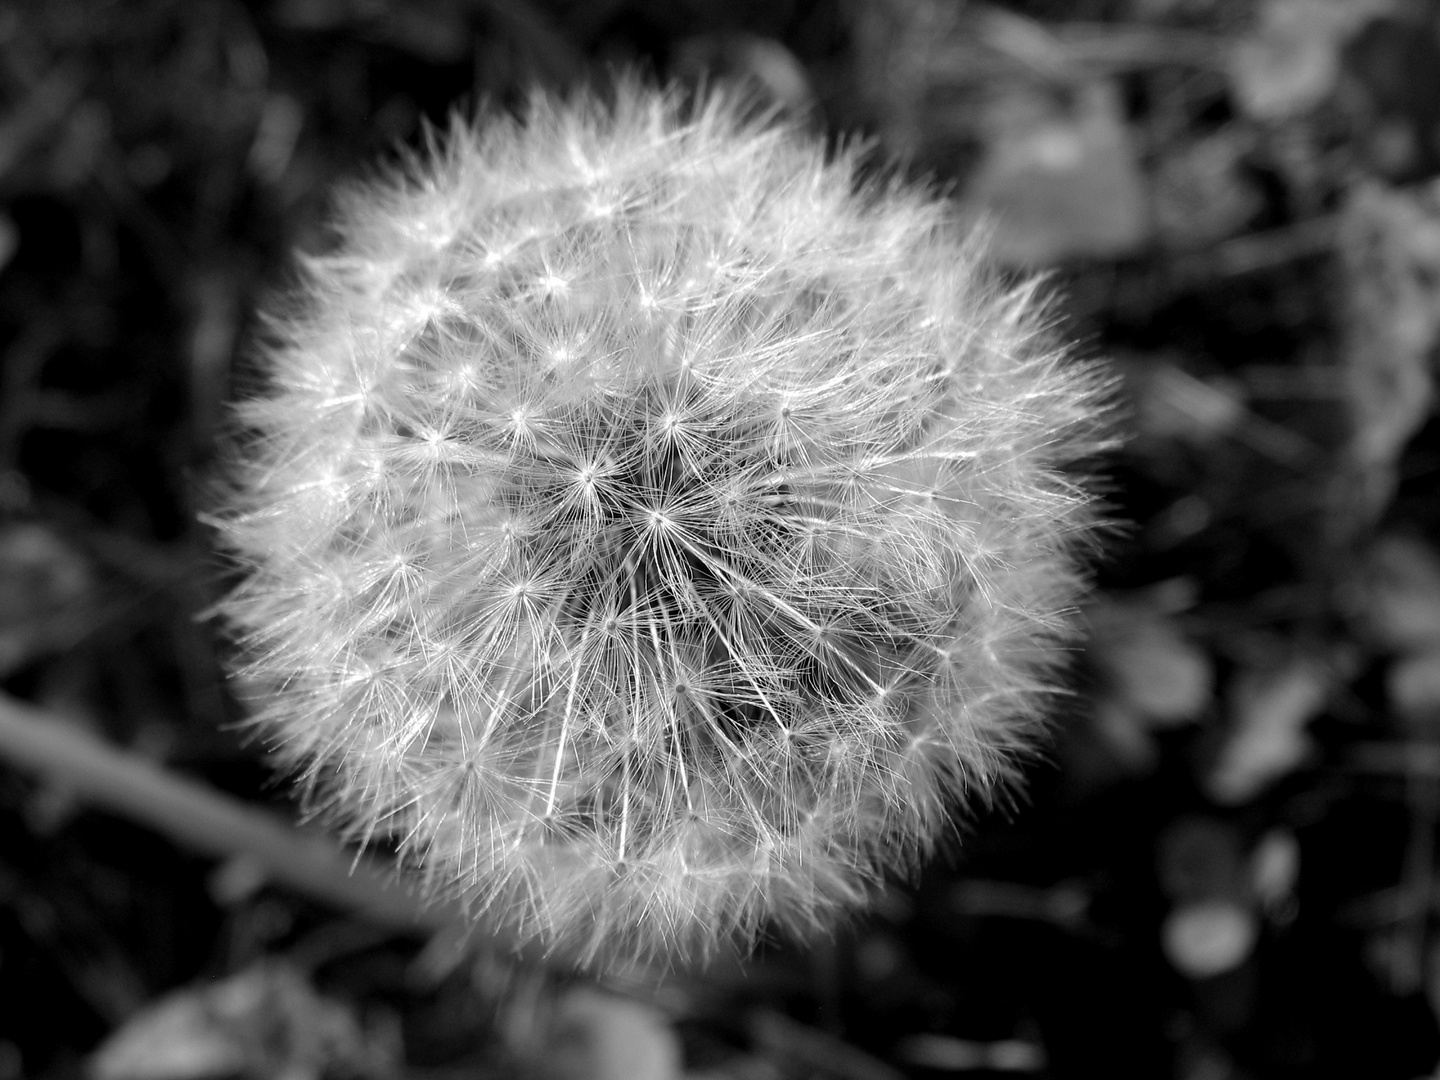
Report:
2,0,1440,1077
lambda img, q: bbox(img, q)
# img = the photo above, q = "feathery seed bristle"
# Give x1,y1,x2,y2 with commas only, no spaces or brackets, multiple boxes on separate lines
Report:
214,78,1112,971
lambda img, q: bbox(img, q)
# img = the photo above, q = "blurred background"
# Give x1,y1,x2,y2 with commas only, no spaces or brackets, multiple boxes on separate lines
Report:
3,0,1440,1076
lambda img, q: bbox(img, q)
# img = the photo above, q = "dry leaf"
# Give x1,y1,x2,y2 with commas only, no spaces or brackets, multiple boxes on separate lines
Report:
1162,900,1260,978
1206,657,1331,804
1339,182,1440,519
542,988,681,1080
1090,599,1214,726
1152,131,1264,249
1250,828,1301,918
1387,648,1440,727
964,80,1150,265
1364,535,1440,651
1228,0,1388,120
88,962,387,1080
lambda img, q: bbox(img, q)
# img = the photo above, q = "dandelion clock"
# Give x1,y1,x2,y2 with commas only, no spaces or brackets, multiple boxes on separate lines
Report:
213,79,1112,970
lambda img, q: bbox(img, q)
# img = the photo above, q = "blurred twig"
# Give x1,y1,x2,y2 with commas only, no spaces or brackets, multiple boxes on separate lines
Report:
0,691,455,937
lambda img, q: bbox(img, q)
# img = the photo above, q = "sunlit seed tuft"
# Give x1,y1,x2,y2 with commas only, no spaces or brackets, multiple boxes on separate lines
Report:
213,78,1112,972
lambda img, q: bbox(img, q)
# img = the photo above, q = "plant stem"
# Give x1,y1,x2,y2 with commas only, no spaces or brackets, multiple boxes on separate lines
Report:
0,691,455,936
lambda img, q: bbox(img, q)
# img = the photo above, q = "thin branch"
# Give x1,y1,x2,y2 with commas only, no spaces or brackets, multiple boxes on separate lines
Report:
0,692,455,936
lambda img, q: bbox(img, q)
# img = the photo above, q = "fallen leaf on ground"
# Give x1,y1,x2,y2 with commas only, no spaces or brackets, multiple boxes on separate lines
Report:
1228,0,1389,120
964,80,1151,265
1163,900,1260,978
1207,656,1331,804
88,962,389,1080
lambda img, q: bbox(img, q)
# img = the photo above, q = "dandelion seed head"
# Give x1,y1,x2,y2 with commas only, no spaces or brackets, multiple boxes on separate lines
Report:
214,78,1112,972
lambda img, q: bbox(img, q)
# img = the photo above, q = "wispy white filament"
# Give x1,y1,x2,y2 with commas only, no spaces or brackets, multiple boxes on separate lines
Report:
215,80,1111,970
